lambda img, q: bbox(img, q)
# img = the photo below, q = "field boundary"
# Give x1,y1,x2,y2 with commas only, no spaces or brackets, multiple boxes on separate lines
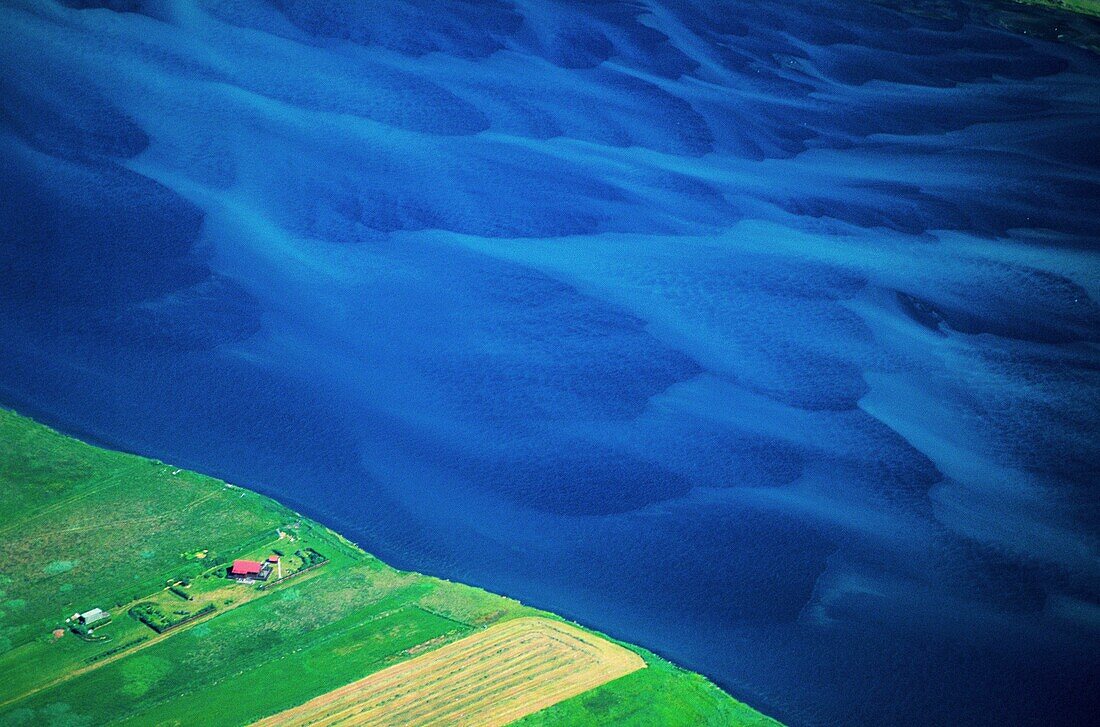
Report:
251,616,645,727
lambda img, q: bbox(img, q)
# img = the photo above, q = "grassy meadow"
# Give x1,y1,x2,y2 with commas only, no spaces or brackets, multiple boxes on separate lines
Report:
255,617,646,726
0,408,778,726
1014,0,1100,17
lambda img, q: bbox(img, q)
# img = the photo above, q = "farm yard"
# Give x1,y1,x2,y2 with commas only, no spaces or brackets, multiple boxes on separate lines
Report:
0,409,776,726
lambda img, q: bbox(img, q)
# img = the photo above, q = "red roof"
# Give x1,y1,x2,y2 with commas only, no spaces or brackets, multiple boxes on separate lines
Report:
267,554,280,562
230,559,263,575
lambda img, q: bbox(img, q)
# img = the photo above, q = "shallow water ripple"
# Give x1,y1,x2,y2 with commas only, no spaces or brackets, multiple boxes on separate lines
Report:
1,1,1098,725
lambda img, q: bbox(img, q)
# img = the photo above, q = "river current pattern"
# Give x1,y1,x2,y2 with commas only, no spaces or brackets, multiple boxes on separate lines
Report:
1,2,1098,725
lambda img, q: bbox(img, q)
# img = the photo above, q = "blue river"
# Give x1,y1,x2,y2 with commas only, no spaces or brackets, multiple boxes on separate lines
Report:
1,1,1098,724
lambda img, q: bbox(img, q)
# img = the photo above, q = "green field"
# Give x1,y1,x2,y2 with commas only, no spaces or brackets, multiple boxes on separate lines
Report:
254,617,647,726
0,408,778,726
1012,0,1100,18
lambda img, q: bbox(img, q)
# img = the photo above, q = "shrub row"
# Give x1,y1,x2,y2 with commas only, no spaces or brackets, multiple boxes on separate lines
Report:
130,602,214,634
168,585,193,601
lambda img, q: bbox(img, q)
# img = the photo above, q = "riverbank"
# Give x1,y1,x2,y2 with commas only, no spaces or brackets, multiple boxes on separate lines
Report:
869,0,1100,52
1015,0,1100,19
0,408,779,726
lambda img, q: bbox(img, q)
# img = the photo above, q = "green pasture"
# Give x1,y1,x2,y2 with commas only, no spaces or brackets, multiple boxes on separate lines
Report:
0,408,777,726
1014,0,1100,18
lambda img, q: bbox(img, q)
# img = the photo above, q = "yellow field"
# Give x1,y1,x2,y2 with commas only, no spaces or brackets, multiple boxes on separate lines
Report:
252,616,646,727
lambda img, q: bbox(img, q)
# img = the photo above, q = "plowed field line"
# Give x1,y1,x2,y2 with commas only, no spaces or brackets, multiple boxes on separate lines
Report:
252,617,645,727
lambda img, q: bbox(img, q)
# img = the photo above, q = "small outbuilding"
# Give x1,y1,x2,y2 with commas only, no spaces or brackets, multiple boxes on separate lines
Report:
78,608,110,626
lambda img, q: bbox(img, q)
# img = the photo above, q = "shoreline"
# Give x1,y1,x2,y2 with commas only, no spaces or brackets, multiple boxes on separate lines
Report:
0,407,782,726
1014,0,1100,19
0,393,787,722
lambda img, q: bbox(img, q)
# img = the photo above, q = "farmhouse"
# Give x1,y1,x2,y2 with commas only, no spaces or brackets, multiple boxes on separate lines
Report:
229,559,271,581
78,608,110,626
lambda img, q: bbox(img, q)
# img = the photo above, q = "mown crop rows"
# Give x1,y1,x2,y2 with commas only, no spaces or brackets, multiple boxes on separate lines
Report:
1,409,771,727
253,617,645,727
